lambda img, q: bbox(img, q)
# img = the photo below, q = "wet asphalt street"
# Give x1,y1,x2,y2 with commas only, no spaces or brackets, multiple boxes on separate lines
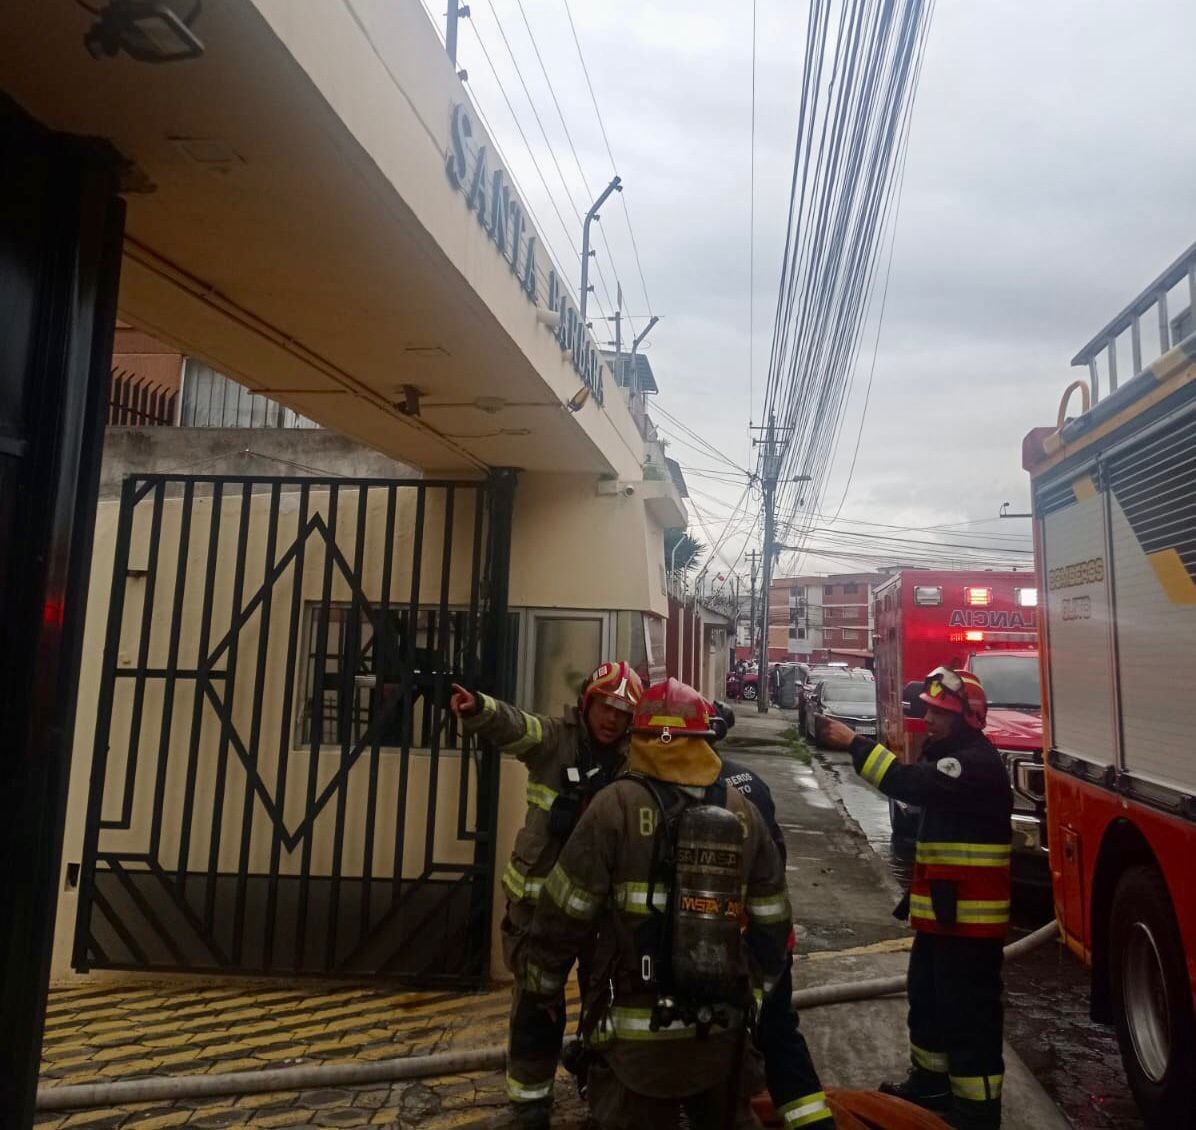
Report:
814,745,1145,1130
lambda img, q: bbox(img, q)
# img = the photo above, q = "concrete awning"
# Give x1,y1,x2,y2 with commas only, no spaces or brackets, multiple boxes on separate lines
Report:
0,0,645,476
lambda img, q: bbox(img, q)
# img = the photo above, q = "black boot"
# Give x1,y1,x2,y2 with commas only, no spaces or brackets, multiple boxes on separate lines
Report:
486,1100,552,1129
947,1097,1001,1129
878,1067,952,1112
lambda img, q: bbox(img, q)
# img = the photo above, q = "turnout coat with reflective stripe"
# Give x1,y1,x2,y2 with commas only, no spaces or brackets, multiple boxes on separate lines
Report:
522,776,792,1099
462,695,627,921
849,730,1012,940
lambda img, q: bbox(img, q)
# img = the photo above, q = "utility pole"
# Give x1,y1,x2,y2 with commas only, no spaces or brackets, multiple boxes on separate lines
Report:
445,0,469,66
752,415,807,712
747,549,760,660
733,575,741,651
755,414,781,712
580,177,622,330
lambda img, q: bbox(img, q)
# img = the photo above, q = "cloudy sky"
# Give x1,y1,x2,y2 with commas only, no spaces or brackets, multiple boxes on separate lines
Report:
434,0,1196,581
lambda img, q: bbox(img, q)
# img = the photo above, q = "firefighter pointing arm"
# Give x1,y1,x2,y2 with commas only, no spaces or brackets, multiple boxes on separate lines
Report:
821,667,1012,1130
518,679,810,1130
450,661,643,1129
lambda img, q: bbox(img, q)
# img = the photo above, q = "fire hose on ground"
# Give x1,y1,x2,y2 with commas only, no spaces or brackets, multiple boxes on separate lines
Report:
35,919,1059,1113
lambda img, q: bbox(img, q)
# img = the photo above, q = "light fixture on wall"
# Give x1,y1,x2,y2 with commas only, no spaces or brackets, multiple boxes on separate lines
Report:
83,1,204,64
565,385,591,413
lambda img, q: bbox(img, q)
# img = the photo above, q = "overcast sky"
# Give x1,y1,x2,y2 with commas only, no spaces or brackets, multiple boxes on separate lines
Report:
438,0,1196,581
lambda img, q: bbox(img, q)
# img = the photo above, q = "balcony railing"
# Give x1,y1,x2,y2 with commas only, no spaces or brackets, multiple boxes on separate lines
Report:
1073,241,1196,402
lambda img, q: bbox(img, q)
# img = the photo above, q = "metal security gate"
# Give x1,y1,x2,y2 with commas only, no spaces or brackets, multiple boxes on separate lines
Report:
74,471,514,984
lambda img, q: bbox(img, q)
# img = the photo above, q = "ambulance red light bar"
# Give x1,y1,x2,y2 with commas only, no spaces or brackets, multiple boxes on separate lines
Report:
965,587,992,606
965,630,985,642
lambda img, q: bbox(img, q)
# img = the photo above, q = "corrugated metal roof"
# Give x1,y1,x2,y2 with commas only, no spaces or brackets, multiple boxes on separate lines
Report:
600,351,658,394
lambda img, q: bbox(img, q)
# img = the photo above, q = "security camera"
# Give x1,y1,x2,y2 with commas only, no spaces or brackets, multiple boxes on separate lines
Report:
596,479,636,498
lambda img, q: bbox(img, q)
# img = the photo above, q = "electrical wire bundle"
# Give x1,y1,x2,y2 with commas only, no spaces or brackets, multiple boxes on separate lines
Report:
761,0,936,556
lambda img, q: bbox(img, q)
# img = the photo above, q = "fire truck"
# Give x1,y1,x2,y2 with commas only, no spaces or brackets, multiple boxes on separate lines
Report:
1024,242,1196,1125
873,569,1046,876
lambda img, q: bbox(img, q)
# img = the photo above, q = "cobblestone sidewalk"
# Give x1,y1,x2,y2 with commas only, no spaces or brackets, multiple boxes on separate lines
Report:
36,977,587,1129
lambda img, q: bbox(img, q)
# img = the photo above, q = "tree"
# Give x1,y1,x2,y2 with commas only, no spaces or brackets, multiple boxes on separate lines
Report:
664,529,706,574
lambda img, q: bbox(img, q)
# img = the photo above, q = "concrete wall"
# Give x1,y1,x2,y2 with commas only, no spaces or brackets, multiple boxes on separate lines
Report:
99,427,420,498
510,473,669,620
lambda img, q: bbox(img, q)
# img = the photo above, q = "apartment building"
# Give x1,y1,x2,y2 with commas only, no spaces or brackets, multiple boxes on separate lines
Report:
767,571,889,667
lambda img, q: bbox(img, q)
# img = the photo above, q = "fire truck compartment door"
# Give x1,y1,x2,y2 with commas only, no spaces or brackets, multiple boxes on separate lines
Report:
1039,471,1118,767
1104,405,1196,793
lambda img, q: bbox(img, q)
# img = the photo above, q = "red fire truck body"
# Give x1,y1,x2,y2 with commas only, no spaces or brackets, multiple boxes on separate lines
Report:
873,570,1046,867
1024,243,1196,1124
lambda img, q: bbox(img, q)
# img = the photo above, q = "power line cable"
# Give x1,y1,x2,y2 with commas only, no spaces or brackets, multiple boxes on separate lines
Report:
748,0,758,452
561,0,654,316
468,19,607,319
511,0,635,337
477,0,617,325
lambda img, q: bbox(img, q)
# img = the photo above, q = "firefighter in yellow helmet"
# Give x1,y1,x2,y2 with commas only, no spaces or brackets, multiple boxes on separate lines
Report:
515,678,801,1129
450,660,642,1128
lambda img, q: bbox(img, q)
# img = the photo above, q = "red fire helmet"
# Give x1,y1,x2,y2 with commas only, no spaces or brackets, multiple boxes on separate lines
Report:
919,667,988,730
580,660,643,717
631,677,717,742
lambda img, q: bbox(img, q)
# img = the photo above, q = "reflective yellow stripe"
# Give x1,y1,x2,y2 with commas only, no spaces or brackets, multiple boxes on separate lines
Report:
522,960,564,995
525,781,558,812
506,1072,553,1102
646,714,687,727
544,863,603,920
916,842,1012,867
860,744,896,788
502,712,544,757
613,881,669,915
909,895,1010,924
747,889,791,924
950,1073,1003,1101
606,1005,744,1041
478,693,497,718
911,1043,950,1073
501,861,544,903
779,1092,832,1127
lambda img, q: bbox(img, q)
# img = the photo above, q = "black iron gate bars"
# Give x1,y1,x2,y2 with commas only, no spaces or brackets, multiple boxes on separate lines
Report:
73,471,515,984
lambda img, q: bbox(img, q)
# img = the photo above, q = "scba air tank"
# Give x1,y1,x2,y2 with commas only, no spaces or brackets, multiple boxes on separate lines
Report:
671,803,745,1003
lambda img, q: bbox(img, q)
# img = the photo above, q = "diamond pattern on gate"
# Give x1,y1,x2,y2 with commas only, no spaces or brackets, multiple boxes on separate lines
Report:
198,512,402,853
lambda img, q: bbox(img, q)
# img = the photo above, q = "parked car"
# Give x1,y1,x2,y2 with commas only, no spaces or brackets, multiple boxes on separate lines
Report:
726,668,759,701
797,665,848,724
805,675,878,743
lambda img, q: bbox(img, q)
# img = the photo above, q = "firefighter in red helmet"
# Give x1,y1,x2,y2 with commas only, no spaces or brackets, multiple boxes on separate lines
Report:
517,678,794,1129
821,667,1012,1130
450,660,642,1128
